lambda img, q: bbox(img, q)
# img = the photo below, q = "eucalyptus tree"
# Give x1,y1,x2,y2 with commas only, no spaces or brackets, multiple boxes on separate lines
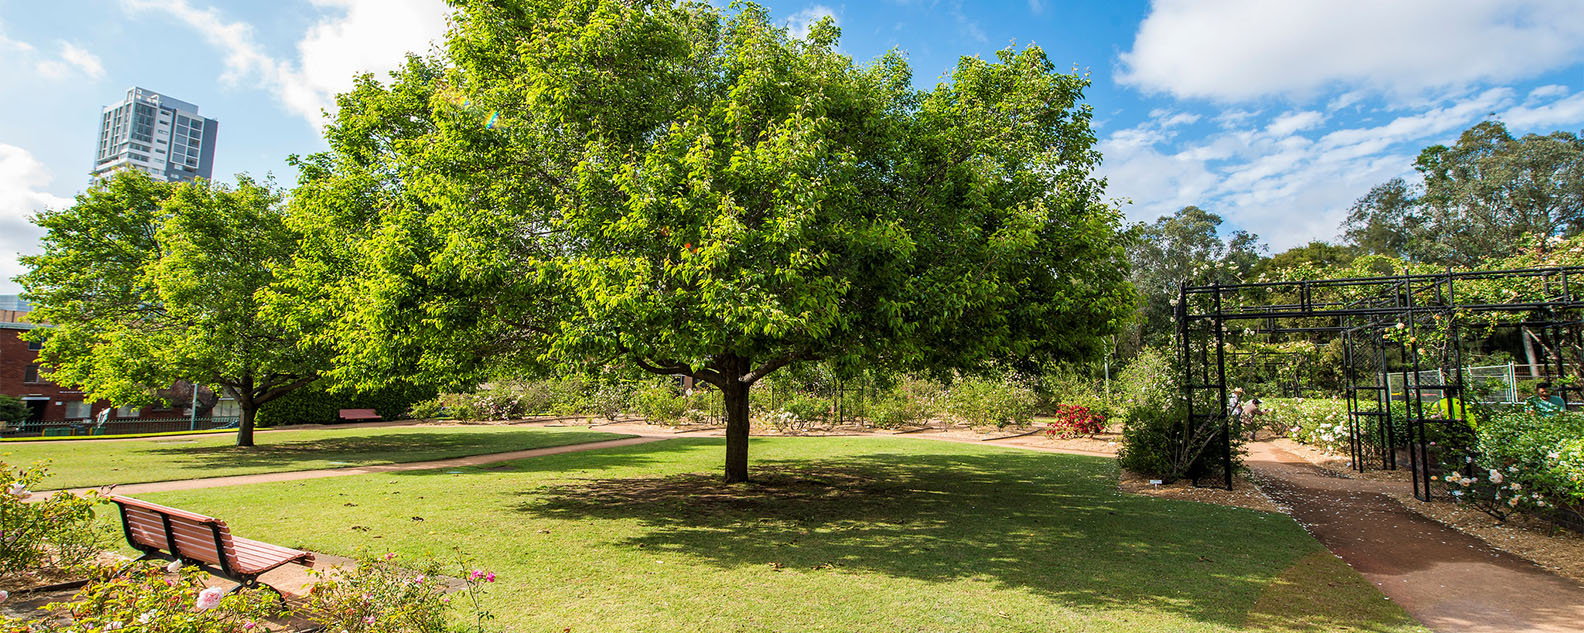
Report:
18,172,323,446
285,0,1132,482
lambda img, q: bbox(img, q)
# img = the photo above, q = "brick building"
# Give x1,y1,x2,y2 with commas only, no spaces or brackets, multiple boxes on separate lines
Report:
0,302,200,425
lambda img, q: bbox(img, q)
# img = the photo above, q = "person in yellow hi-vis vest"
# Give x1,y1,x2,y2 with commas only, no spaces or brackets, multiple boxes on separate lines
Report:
1430,395,1476,429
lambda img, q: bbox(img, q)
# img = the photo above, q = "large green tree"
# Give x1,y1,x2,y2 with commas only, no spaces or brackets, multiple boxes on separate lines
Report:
284,0,1132,482
18,172,324,446
1344,120,1584,266
1124,205,1264,351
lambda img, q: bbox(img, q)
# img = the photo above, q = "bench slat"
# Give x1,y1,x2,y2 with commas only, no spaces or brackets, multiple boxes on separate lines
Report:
111,495,311,580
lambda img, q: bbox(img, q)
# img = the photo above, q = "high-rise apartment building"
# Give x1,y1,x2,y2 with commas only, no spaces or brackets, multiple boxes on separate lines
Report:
91,87,218,183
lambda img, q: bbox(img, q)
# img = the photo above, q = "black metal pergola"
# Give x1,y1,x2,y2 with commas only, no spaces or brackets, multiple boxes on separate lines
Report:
1176,266,1584,497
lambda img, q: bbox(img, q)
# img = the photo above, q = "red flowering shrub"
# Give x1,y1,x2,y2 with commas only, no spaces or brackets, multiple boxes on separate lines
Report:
1045,404,1107,439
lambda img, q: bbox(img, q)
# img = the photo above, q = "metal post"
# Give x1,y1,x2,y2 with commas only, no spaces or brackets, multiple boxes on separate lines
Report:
189,384,198,431
1214,283,1232,491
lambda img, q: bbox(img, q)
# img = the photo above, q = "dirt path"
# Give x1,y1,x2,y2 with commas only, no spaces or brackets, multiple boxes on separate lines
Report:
74,436,667,495
1247,440,1584,633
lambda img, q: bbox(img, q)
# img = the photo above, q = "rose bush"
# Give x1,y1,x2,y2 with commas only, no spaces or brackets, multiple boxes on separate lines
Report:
1445,408,1584,521
1,463,110,585
23,563,283,632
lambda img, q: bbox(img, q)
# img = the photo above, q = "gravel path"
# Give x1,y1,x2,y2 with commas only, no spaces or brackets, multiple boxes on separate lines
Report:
1248,440,1584,633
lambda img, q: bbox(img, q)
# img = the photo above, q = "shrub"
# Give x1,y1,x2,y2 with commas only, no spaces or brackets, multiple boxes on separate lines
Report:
1044,404,1106,439
40,562,283,632
944,374,1038,428
864,376,941,429
303,552,497,633
1038,365,1116,422
256,382,436,427
1115,347,1245,483
1444,408,1584,521
2,462,110,583
779,393,832,427
1261,397,1351,454
632,382,689,425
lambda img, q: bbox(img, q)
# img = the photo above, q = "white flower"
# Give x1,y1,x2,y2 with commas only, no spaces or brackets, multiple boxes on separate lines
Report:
166,560,184,573
0,590,8,604
194,587,224,611
1488,470,1504,484
138,611,156,624
103,623,123,631
1452,490,1464,497
7,482,28,500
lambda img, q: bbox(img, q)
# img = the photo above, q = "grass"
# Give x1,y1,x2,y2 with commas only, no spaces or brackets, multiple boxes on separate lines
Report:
2,428,239,442
128,437,1428,632
2,425,630,489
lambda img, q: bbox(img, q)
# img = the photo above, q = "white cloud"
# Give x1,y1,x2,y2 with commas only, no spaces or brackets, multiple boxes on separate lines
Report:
57,42,105,79
1265,111,1324,137
0,145,71,289
1099,89,1542,250
0,21,104,83
785,4,838,40
119,0,450,128
1501,91,1584,131
1118,0,1584,102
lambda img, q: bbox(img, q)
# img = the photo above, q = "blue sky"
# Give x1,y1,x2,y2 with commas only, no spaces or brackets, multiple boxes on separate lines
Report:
2,0,1583,292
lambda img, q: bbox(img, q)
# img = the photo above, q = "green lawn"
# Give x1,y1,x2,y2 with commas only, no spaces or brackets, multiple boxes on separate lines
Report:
2,425,629,489
130,437,1427,632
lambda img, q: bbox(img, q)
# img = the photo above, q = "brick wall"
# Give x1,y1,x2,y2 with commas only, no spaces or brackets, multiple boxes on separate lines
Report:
0,326,165,422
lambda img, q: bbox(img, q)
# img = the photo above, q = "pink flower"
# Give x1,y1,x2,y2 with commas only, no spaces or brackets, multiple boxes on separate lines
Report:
485,572,496,583
194,586,224,611
0,589,8,604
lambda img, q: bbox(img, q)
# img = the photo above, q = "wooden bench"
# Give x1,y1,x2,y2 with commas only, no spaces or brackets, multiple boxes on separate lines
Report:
109,495,314,593
338,408,382,422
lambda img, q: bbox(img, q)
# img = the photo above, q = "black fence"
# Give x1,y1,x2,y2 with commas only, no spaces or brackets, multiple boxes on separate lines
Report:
0,416,240,439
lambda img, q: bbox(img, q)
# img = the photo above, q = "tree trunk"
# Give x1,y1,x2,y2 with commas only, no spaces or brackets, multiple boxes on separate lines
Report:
237,403,257,447
1524,327,1541,379
722,379,751,483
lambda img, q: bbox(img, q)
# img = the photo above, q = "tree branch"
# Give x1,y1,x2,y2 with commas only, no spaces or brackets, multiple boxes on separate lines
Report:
742,351,817,385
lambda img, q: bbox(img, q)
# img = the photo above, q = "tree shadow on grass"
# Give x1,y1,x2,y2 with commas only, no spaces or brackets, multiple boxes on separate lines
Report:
143,429,623,471
513,449,1320,629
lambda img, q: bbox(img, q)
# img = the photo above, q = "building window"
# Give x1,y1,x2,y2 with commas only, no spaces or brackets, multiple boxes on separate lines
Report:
26,339,41,351
212,399,241,418
115,404,140,418
63,401,91,419
23,365,39,383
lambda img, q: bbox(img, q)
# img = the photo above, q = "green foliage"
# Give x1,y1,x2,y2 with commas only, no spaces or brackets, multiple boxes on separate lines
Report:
1448,408,1584,520
943,373,1038,428
1262,397,1351,454
632,381,690,425
1344,120,1584,266
285,0,1133,480
864,376,942,429
1,462,110,583
1115,347,1247,482
36,563,283,632
776,393,833,427
1125,206,1264,350
17,171,327,446
0,395,29,426
1115,348,1184,478
255,382,434,427
303,553,487,633
1038,363,1116,421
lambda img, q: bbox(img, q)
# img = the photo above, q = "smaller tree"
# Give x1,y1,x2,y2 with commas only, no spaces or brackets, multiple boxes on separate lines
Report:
0,395,28,427
18,172,325,446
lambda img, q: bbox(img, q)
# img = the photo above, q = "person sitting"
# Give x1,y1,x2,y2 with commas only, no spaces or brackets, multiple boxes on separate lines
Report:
1524,382,1567,416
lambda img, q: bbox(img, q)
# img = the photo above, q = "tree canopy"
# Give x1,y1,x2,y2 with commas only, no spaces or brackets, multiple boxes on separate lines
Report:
1344,120,1584,266
18,172,324,446
285,0,1133,481
1124,205,1262,350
